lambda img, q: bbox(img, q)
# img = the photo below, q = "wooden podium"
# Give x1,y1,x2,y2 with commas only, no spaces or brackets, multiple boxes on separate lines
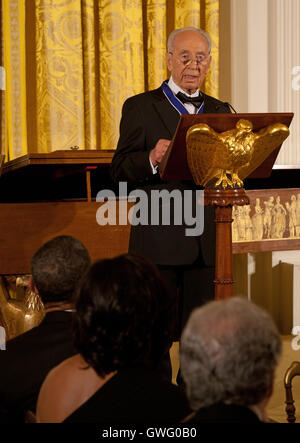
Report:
160,113,294,300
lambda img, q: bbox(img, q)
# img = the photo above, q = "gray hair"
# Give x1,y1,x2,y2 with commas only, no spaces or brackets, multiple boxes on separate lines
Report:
180,297,282,411
167,27,212,54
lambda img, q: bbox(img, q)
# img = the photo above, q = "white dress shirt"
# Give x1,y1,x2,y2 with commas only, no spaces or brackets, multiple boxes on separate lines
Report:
168,76,200,114
149,77,200,173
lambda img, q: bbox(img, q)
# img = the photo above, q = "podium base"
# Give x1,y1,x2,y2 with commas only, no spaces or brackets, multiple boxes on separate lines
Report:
205,188,250,300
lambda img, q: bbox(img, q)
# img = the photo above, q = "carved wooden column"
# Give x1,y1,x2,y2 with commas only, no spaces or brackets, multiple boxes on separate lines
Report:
284,360,300,423
205,188,250,300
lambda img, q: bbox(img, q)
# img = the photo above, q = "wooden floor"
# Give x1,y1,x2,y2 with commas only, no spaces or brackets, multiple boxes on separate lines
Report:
170,335,300,423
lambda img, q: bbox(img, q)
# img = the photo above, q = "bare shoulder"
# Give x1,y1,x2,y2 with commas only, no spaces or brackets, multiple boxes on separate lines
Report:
43,354,86,390
36,354,86,423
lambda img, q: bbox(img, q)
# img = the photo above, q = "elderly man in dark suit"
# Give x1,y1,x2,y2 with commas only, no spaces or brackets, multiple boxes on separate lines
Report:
111,27,231,346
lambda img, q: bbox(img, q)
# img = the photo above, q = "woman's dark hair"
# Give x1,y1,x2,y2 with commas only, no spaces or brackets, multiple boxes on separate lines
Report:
73,254,175,377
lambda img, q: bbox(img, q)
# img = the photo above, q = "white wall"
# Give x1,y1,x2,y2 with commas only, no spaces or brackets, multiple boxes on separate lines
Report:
231,0,300,165
231,0,300,332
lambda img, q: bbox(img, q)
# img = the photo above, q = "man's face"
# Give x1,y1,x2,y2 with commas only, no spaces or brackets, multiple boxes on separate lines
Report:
166,30,211,94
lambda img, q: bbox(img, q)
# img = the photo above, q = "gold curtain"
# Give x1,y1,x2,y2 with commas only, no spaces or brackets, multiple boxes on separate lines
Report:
2,0,28,159
1,0,219,160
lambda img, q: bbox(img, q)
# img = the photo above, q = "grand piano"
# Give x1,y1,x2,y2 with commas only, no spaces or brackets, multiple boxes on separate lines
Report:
0,150,131,275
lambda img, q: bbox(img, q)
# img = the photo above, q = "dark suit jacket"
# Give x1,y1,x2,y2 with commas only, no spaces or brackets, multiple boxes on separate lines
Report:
186,402,262,424
111,85,230,266
0,311,76,423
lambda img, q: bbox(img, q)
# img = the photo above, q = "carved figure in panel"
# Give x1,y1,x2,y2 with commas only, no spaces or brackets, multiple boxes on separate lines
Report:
251,198,264,240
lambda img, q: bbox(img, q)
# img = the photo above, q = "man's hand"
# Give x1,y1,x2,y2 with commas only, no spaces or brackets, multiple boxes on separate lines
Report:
149,139,171,167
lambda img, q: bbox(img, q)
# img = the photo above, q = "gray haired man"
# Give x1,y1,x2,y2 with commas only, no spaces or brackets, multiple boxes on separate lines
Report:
180,296,282,423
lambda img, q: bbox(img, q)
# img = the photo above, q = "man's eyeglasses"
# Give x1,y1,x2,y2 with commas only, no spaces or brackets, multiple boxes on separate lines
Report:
169,52,210,66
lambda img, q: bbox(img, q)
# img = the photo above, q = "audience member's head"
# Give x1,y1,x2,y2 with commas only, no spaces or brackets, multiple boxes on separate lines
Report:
30,235,91,304
180,297,281,415
73,254,174,377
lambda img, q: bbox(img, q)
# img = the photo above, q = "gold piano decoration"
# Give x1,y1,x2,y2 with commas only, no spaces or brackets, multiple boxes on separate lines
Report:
0,276,44,340
186,119,290,189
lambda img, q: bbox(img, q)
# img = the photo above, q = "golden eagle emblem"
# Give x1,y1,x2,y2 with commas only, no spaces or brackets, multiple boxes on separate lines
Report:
186,119,290,189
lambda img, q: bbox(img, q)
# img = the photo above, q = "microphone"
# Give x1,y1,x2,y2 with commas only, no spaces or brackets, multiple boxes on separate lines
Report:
224,102,237,113
216,101,237,113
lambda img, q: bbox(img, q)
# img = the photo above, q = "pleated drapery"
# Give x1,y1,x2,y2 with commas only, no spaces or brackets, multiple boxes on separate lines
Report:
1,0,219,160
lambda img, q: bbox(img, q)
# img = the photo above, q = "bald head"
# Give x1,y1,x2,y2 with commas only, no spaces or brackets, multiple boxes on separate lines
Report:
166,27,211,94
167,27,211,53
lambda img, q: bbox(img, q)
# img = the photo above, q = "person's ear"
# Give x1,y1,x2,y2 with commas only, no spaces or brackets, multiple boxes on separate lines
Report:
267,376,274,399
204,55,212,73
166,52,173,72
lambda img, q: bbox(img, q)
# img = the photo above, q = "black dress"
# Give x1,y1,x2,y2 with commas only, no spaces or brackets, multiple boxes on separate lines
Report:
63,367,190,423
